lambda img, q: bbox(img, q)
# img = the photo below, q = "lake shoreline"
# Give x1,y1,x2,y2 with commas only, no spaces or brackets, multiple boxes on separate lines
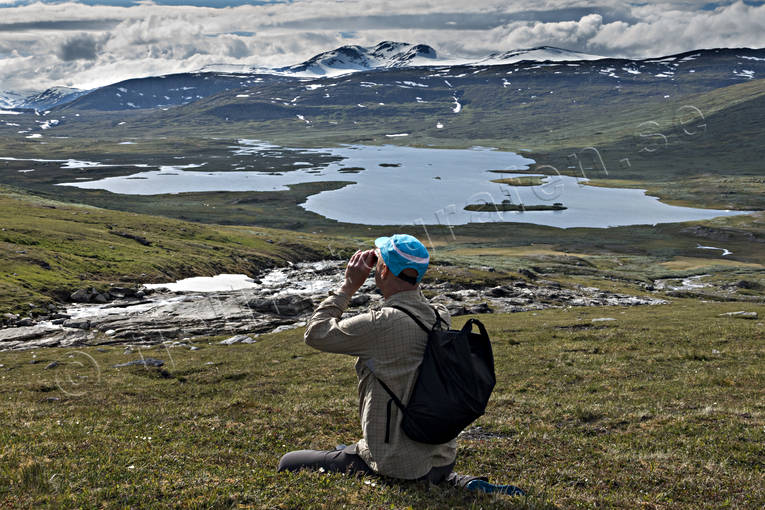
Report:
51,142,749,228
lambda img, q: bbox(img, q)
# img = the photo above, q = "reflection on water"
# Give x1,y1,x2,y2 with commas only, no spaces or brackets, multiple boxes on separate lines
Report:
57,141,747,228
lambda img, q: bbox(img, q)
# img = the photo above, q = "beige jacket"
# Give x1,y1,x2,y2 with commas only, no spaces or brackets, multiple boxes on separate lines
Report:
304,288,457,479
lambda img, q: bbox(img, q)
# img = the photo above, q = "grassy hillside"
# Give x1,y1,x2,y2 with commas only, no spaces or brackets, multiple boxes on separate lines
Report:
0,185,356,316
0,299,762,508
532,79,765,210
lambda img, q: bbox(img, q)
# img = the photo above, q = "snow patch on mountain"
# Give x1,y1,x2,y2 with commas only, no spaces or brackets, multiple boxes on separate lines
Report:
452,96,462,113
733,69,755,79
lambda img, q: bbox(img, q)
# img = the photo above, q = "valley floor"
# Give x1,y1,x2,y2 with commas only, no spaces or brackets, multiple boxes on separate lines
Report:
0,300,762,509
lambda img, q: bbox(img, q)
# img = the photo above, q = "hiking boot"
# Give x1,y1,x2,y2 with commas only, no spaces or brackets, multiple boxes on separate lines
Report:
465,478,526,496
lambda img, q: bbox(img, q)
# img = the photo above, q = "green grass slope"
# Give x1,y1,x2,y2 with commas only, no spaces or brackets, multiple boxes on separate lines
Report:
0,300,762,508
532,79,765,210
0,185,355,316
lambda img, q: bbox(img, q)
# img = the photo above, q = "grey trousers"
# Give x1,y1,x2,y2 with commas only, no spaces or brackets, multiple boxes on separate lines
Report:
277,444,458,484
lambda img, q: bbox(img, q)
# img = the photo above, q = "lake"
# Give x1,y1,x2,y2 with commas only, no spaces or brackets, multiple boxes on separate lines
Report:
57,141,747,228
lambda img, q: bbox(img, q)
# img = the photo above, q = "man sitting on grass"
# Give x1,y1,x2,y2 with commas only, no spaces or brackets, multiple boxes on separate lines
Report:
277,234,524,495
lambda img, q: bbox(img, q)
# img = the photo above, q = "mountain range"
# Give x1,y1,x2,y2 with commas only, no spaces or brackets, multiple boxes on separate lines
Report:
59,46,765,113
0,42,606,111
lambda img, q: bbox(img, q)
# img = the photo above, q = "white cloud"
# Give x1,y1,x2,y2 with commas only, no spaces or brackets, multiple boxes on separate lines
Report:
588,1,765,55
491,14,605,50
0,0,763,91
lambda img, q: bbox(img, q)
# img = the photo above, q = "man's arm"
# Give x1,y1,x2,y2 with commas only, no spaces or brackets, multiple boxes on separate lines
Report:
304,291,379,356
304,249,380,356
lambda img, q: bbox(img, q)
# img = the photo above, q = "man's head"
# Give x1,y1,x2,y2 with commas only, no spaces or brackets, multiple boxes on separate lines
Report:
373,234,429,295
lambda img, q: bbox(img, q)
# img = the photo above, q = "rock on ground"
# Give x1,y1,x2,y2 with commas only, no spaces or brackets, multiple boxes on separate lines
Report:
719,311,758,319
219,335,257,345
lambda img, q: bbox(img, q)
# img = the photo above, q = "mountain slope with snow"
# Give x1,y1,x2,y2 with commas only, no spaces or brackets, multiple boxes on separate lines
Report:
267,43,604,78
22,87,88,111
272,41,440,77
4,43,764,114
123,47,765,134
475,46,604,65
59,72,286,111
0,91,29,110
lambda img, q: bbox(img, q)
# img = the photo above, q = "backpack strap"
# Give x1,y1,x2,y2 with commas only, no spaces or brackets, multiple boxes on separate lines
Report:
365,359,407,443
371,368,406,413
376,374,406,443
389,305,444,332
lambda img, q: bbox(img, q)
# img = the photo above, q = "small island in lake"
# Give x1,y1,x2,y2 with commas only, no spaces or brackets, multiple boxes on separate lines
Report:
489,176,546,186
465,200,567,212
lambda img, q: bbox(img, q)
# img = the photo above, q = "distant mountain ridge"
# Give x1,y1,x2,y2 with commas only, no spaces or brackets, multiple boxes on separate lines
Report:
4,41,604,107
53,72,279,112
0,87,87,111
199,43,602,78
258,43,603,78
475,46,603,65
271,41,440,76
3,42,765,114
23,87,88,110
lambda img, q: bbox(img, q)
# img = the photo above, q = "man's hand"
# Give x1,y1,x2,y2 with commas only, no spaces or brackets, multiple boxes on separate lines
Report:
340,249,376,297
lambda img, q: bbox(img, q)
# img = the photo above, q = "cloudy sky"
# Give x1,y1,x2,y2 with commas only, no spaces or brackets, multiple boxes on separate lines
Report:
1,0,764,92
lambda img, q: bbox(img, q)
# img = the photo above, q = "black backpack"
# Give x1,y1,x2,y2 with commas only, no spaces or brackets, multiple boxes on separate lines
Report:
372,305,496,445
